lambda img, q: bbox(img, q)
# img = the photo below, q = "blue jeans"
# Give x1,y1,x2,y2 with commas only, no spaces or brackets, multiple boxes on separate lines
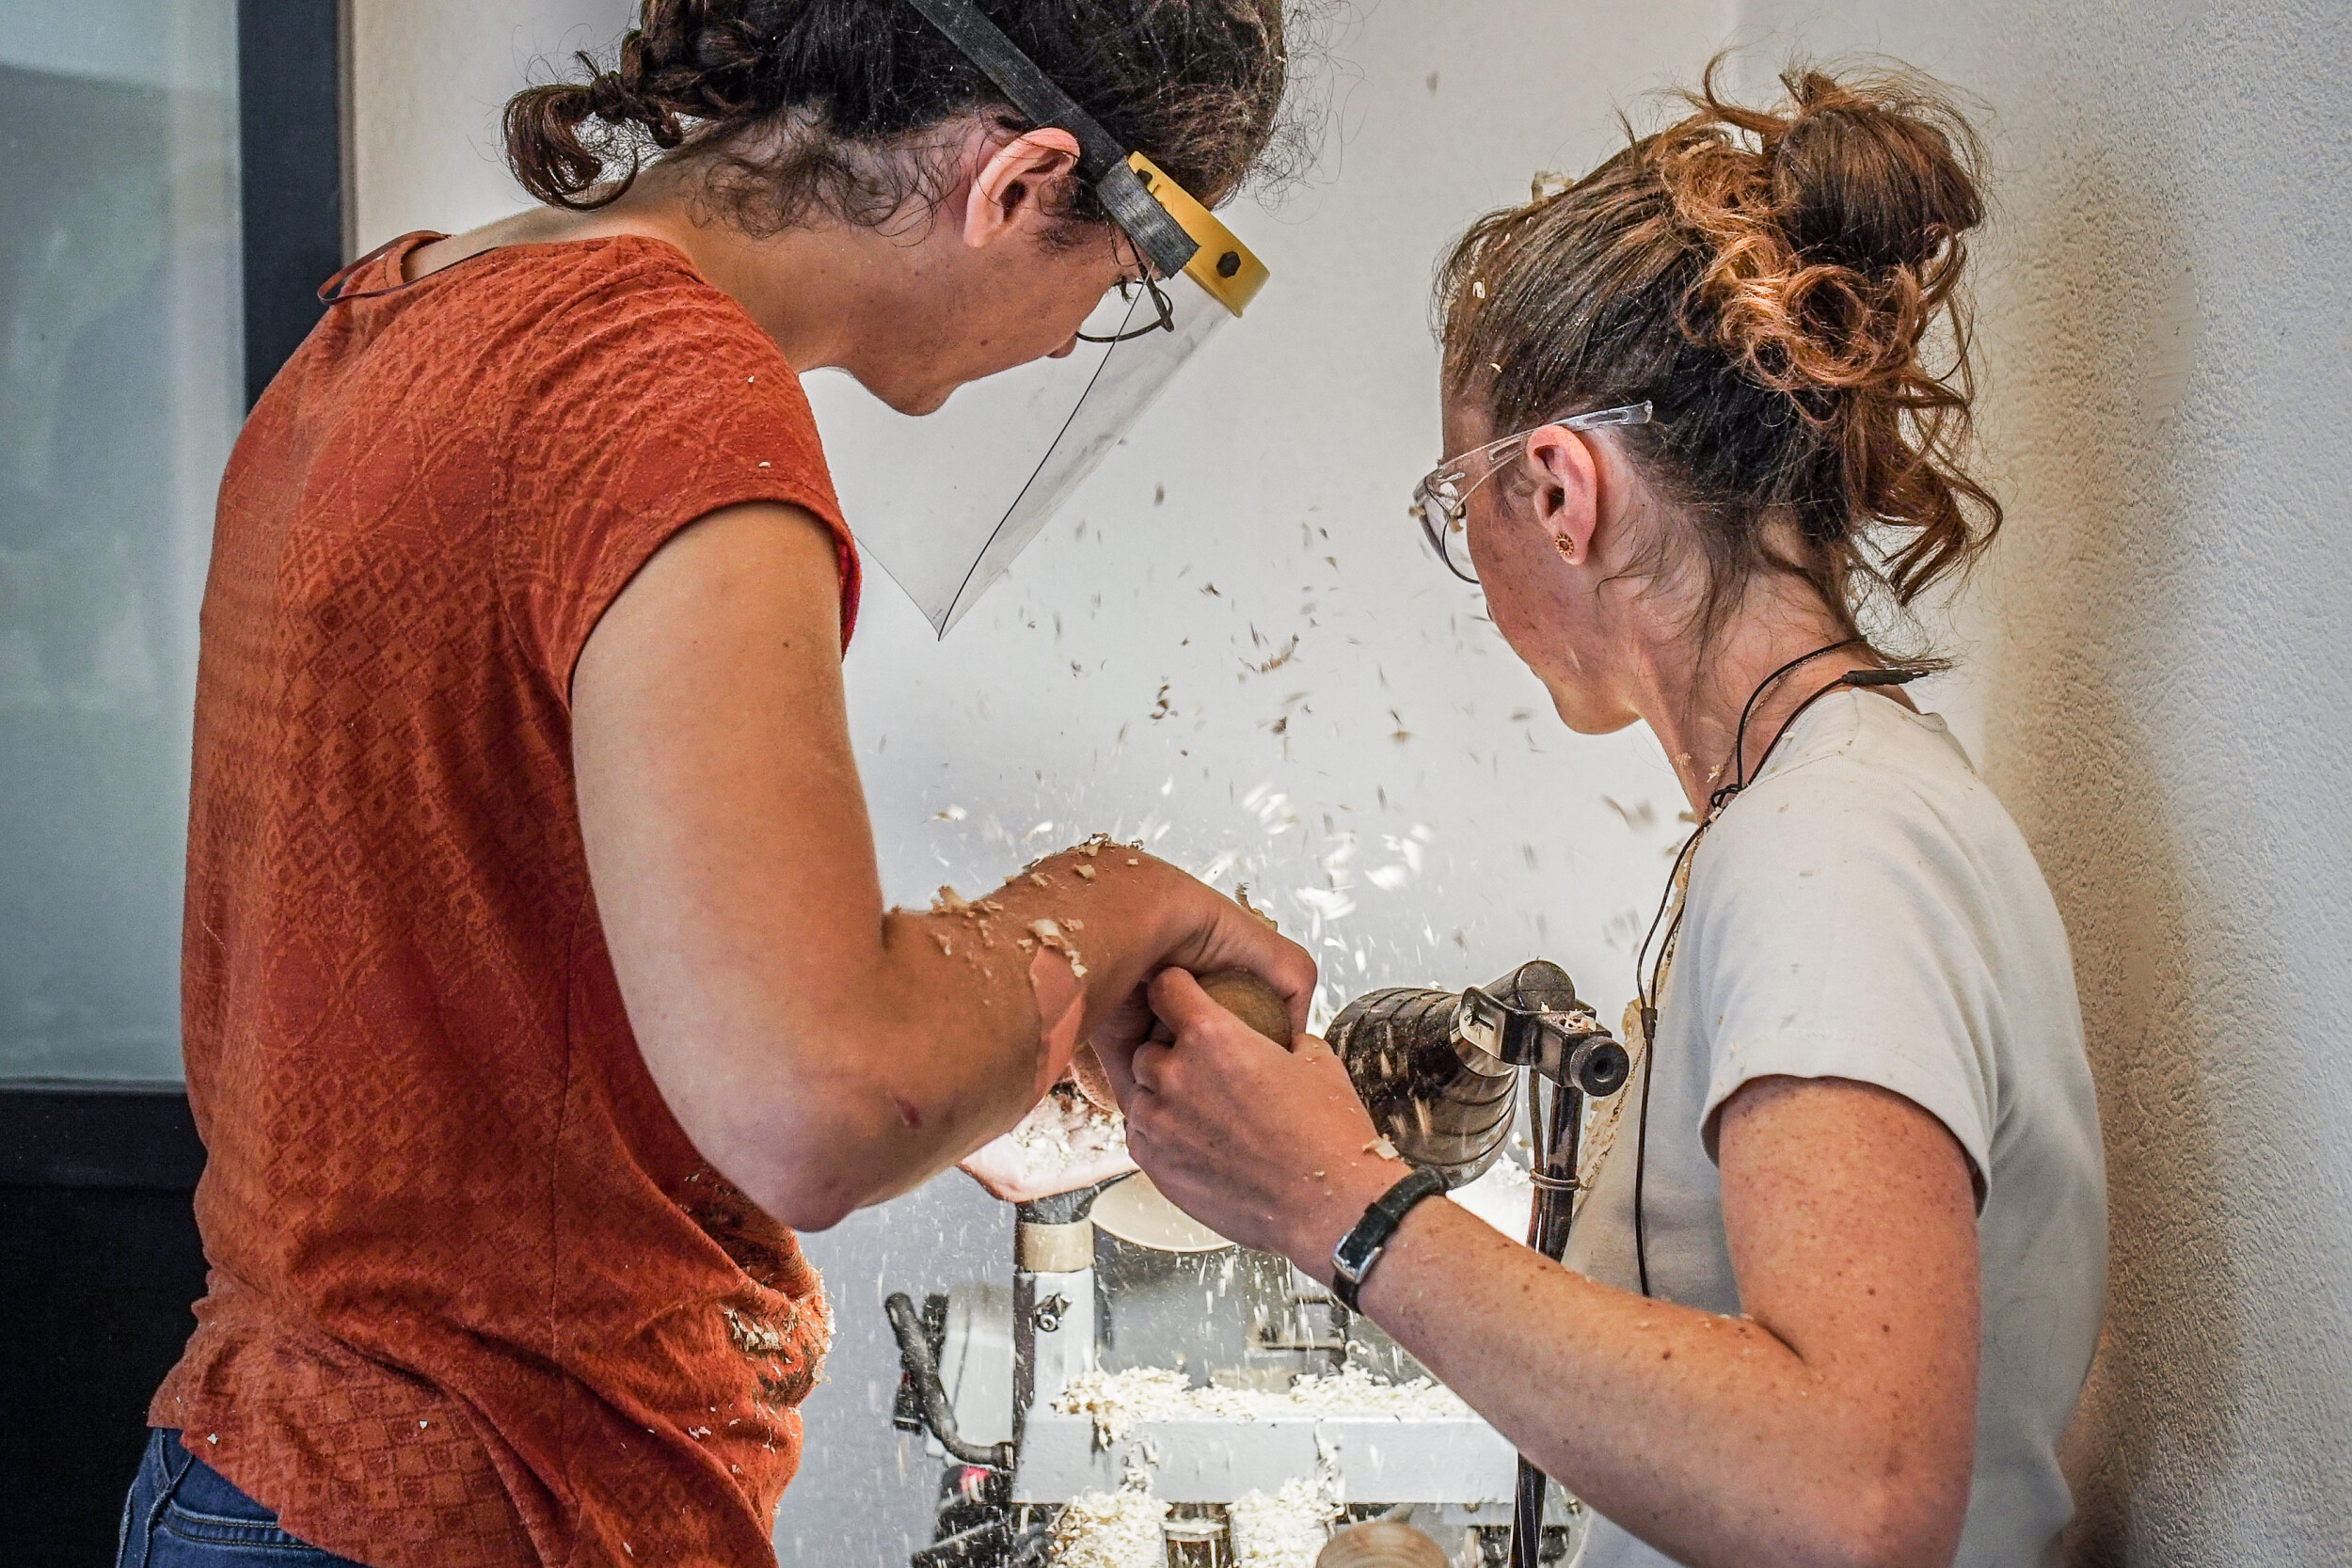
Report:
118,1429,373,1567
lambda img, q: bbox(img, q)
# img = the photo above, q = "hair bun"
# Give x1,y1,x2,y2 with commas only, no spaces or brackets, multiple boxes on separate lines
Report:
1646,60,1987,398
1770,70,1984,278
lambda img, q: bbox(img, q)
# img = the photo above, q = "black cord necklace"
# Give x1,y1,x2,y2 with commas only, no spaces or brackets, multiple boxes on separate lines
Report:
1627,638,1923,1297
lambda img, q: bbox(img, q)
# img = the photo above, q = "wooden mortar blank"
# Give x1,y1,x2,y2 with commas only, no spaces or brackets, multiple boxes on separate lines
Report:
1314,1522,1452,1568
1016,1218,1095,1273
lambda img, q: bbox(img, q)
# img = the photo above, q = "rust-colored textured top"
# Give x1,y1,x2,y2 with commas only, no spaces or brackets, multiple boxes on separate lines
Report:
151,233,857,1568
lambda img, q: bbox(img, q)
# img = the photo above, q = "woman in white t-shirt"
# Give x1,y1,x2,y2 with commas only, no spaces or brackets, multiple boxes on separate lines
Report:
1094,63,2106,1568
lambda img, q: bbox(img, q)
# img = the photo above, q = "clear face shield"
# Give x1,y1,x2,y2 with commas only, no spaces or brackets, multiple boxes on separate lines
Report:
819,153,1266,636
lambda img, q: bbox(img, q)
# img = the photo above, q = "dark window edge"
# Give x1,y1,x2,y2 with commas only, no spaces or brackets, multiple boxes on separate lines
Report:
238,0,348,408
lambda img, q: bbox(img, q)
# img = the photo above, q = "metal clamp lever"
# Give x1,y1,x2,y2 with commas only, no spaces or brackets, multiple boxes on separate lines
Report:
1454,985,1629,1095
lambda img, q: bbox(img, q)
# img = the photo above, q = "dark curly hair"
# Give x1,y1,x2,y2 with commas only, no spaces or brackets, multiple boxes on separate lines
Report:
504,0,1298,239
1438,59,1999,651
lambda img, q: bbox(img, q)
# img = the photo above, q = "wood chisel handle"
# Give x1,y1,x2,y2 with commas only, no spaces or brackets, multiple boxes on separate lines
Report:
1193,969,1295,1048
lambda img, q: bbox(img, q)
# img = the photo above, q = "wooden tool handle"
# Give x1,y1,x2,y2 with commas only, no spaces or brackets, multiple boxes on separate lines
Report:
1195,969,1295,1048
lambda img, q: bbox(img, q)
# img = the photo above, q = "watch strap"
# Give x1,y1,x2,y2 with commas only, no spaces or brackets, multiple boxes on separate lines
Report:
1330,1165,1449,1310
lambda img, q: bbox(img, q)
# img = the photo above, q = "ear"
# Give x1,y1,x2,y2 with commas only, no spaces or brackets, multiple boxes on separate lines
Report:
1519,424,1604,567
962,126,1086,250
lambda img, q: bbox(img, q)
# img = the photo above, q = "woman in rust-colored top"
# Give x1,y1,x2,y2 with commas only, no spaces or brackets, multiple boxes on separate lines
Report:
123,4,1308,1565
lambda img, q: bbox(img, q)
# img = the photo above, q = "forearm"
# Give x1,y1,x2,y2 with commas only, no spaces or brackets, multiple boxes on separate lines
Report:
1114,999,1976,1568
571,505,1313,1229
697,847,1194,1226
1302,1193,1954,1568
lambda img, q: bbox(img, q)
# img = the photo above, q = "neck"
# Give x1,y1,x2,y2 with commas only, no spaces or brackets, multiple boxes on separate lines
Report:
1622,592,1877,815
412,165,933,372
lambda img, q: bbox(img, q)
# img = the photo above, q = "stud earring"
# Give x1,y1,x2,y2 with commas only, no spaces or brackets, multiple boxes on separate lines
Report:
1552,535,1581,565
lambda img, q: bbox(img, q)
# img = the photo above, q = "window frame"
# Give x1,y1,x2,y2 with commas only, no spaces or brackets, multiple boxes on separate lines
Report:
237,0,349,407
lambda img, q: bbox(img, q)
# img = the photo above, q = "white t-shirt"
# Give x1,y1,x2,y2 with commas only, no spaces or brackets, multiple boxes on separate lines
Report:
1563,690,2106,1568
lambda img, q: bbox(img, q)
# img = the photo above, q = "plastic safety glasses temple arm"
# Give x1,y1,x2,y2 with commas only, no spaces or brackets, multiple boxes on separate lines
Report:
1412,402,1655,583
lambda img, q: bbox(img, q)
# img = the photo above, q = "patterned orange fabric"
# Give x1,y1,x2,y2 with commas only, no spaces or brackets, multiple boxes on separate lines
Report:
151,233,856,1568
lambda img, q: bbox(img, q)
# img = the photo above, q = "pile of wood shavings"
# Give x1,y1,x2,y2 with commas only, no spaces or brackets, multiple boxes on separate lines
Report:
1053,1365,1470,1446
1048,1478,1337,1567
1228,1476,1341,1568
1049,1487,1168,1568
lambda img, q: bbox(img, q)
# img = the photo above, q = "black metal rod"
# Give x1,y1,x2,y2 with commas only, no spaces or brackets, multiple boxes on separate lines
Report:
885,1291,1016,1471
1510,1076,1585,1568
1510,1454,1549,1568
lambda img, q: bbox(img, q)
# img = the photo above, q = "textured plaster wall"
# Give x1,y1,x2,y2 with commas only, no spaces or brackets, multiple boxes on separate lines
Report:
1724,5,2352,1560
350,0,636,245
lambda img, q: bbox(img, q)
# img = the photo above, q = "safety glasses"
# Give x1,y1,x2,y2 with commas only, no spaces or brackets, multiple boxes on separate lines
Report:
1410,402,1653,583
1078,274,1177,343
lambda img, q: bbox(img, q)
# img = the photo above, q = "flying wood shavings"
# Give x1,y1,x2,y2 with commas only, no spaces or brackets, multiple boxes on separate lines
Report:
1363,1135,1401,1160
1150,684,1173,721
1253,636,1300,674
1009,1083,1127,1166
1602,796,1659,831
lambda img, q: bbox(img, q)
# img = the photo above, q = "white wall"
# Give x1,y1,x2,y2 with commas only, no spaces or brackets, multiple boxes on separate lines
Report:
350,0,637,244
1722,4,2352,1561
351,0,2352,1562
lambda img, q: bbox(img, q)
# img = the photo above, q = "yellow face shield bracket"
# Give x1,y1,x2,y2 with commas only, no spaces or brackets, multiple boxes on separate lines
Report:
1126,152,1269,318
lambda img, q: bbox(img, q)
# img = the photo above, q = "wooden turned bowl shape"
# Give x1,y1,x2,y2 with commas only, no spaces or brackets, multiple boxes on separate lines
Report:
1314,1521,1452,1568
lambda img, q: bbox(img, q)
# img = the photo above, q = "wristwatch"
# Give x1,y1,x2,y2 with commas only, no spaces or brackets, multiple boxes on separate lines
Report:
1330,1165,1449,1310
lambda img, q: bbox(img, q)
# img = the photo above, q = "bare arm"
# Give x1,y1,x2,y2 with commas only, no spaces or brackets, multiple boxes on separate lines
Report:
572,505,1315,1231
1102,973,1979,1568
